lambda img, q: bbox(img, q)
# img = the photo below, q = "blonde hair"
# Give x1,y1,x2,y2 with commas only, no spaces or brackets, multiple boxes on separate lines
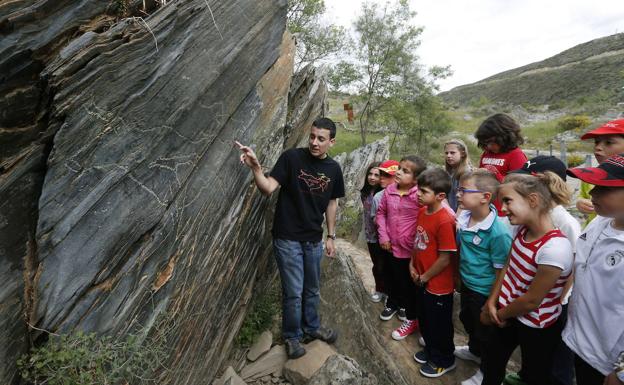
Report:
444,139,473,179
501,171,571,214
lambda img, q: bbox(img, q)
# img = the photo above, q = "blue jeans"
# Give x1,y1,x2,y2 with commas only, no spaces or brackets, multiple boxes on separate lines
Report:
273,238,323,340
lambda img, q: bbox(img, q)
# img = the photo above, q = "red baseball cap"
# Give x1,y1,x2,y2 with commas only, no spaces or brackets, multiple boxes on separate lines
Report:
580,119,624,140
566,153,624,187
378,160,399,176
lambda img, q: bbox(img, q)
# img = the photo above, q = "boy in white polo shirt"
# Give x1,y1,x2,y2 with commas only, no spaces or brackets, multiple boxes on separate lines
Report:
564,153,624,385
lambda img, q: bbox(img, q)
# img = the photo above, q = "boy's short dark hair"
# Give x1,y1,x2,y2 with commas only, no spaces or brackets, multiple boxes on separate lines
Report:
460,169,500,200
417,168,451,195
475,113,524,152
312,117,337,139
400,155,427,177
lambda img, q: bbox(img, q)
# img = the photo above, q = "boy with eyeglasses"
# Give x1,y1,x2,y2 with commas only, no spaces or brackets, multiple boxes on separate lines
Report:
454,169,513,385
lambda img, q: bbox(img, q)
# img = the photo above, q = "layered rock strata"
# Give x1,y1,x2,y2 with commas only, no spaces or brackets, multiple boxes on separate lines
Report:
0,1,323,383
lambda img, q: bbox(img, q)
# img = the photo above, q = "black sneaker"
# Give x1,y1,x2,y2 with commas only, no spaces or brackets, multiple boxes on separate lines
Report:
413,350,428,364
380,307,398,321
285,339,306,359
304,326,338,344
397,308,407,321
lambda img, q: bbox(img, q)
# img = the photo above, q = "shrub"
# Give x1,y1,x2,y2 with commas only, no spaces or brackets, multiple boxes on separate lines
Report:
566,154,586,168
236,283,280,347
17,331,166,385
557,115,591,132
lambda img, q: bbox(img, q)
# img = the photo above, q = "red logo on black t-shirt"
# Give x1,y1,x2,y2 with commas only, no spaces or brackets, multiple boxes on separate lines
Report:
297,169,331,193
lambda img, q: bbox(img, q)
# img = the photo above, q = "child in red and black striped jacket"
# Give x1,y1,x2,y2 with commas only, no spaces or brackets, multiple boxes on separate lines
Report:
480,171,574,385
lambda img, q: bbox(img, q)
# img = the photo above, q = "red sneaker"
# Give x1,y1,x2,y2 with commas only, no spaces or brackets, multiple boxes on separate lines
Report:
391,319,419,340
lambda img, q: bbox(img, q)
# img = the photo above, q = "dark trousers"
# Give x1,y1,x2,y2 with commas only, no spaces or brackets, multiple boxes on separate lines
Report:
366,242,386,293
517,304,574,385
459,285,492,370
574,354,605,385
385,256,419,320
417,287,455,368
482,318,563,385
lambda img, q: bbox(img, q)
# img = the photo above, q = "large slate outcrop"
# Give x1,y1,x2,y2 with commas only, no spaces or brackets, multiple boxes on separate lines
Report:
0,0,327,383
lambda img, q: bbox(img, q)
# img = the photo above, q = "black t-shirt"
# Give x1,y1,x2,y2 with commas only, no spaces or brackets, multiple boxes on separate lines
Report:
270,148,345,242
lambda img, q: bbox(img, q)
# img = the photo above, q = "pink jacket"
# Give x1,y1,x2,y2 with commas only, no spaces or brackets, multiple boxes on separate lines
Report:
375,183,420,258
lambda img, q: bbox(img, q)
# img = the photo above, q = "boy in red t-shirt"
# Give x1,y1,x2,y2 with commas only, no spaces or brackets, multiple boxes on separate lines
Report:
410,168,458,378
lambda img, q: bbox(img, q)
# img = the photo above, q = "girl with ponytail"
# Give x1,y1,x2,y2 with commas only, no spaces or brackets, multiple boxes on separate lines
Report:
479,171,574,385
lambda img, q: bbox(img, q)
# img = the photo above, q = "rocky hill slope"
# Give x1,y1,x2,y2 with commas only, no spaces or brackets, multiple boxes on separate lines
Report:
0,1,328,383
440,33,624,106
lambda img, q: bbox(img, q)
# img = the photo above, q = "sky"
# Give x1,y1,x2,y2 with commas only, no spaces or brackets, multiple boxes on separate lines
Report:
325,0,624,91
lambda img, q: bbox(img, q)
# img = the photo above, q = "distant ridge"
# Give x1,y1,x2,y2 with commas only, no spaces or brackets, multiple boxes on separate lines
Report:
440,33,624,107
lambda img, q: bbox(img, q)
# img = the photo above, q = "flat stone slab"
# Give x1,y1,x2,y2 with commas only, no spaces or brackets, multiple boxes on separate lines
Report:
283,340,337,385
213,366,247,385
247,330,273,361
241,345,287,380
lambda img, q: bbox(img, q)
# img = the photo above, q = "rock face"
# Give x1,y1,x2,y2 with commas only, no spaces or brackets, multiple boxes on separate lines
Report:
0,0,331,383
308,355,378,385
334,137,390,240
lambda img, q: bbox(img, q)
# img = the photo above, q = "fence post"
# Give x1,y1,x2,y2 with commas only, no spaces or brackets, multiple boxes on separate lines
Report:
549,144,553,156
585,154,592,167
560,140,567,166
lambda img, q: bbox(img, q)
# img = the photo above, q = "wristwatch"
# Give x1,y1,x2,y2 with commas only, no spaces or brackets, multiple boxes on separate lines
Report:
615,351,624,382
327,233,337,240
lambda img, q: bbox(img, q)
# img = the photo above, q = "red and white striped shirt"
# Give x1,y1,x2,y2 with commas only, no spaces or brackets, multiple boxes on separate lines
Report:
498,227,573,328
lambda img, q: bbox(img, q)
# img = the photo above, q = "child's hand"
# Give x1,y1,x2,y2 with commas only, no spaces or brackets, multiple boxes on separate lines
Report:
380,242,391,251
576,198,594,214
480,309,493,325
409,263,418,281
484,300,502,326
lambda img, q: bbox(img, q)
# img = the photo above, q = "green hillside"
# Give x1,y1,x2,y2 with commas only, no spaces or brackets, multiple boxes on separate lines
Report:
440,33,624,107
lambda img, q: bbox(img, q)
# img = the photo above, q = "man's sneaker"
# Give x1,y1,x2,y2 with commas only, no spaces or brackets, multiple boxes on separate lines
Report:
380,307,398,321
454,345,481,364
503,372,528,385
371,291,385,303
304,326,338,344
419,361,456,378
461,370,483,385
418,336,426,347
285,339,306,359
397,308,407,321
413,350,428,364
391,319,419,340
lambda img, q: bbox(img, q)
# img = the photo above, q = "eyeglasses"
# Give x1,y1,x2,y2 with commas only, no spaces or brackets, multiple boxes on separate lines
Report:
457,187,484,195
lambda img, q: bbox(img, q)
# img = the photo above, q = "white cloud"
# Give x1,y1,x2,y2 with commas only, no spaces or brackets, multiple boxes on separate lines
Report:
325,0,624,91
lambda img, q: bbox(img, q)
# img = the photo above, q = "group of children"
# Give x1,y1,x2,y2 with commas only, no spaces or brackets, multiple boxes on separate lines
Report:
359,114,624,385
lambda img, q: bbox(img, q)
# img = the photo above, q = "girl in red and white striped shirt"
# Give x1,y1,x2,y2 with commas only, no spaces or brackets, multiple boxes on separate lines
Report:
480,172,574,385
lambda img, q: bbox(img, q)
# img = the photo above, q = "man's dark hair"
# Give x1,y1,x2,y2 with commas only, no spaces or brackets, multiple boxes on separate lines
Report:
475,113,524,152
313,117,337,139
400,155,427,177
417,167,451,195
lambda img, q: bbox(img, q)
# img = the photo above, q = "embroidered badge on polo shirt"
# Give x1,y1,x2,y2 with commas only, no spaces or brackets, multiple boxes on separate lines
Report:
606,250,624,267
472,235,482,246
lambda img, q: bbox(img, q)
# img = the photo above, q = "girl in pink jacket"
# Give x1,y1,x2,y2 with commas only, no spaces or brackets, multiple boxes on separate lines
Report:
376,155,427,341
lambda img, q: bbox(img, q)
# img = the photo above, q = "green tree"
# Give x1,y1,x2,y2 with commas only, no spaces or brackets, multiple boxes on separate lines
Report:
287,0,348,71
379,63,452,154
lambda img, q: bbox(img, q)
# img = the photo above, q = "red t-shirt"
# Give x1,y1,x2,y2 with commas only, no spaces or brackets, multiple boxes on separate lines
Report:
412,207,457,295
480,147,527,215
479,147,527,182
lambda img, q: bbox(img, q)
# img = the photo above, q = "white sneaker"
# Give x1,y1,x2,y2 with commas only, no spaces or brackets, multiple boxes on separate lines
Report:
454,345,481,364
418,336,426,347
371,292,384,302
461,369,483,385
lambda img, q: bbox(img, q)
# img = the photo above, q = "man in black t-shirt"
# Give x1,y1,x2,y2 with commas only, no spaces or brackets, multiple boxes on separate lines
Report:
236,118,345,359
